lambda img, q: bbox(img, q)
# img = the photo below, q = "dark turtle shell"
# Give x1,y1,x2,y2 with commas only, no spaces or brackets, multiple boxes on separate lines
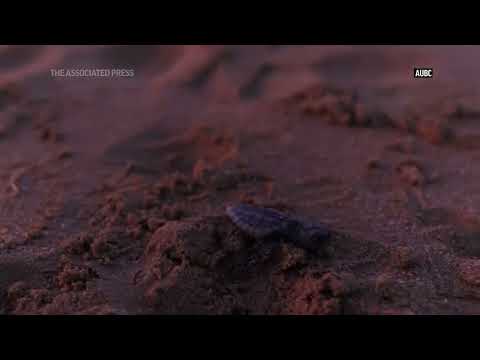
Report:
226,204,299,239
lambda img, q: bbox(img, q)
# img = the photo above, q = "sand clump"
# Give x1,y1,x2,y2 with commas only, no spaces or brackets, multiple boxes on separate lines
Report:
282,84,456,147
136,216,356,314
375,272,411,304
456,258,480,299
61,191,151,262
414,118,454,145
389,246,420,271
283,272,351,315
283,85,392,128
457,258,480,287
139,218,259,314
6,284,111,315
57,262,98,292
5,261,107,315
159,125,240,175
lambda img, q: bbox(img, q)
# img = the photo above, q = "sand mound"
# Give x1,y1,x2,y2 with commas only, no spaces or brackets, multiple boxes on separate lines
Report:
137,216,357,314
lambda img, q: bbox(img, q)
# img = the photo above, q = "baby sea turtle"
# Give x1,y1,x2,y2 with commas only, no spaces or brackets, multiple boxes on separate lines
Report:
226,203,331,251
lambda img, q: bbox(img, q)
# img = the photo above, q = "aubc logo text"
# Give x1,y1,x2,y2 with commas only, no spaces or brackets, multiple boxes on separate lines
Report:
414,68,433,78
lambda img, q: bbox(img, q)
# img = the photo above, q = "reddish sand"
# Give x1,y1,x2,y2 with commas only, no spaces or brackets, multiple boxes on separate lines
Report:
1,45,480,314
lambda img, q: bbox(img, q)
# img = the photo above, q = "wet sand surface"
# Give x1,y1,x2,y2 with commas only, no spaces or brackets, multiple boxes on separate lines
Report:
1,45,480,314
